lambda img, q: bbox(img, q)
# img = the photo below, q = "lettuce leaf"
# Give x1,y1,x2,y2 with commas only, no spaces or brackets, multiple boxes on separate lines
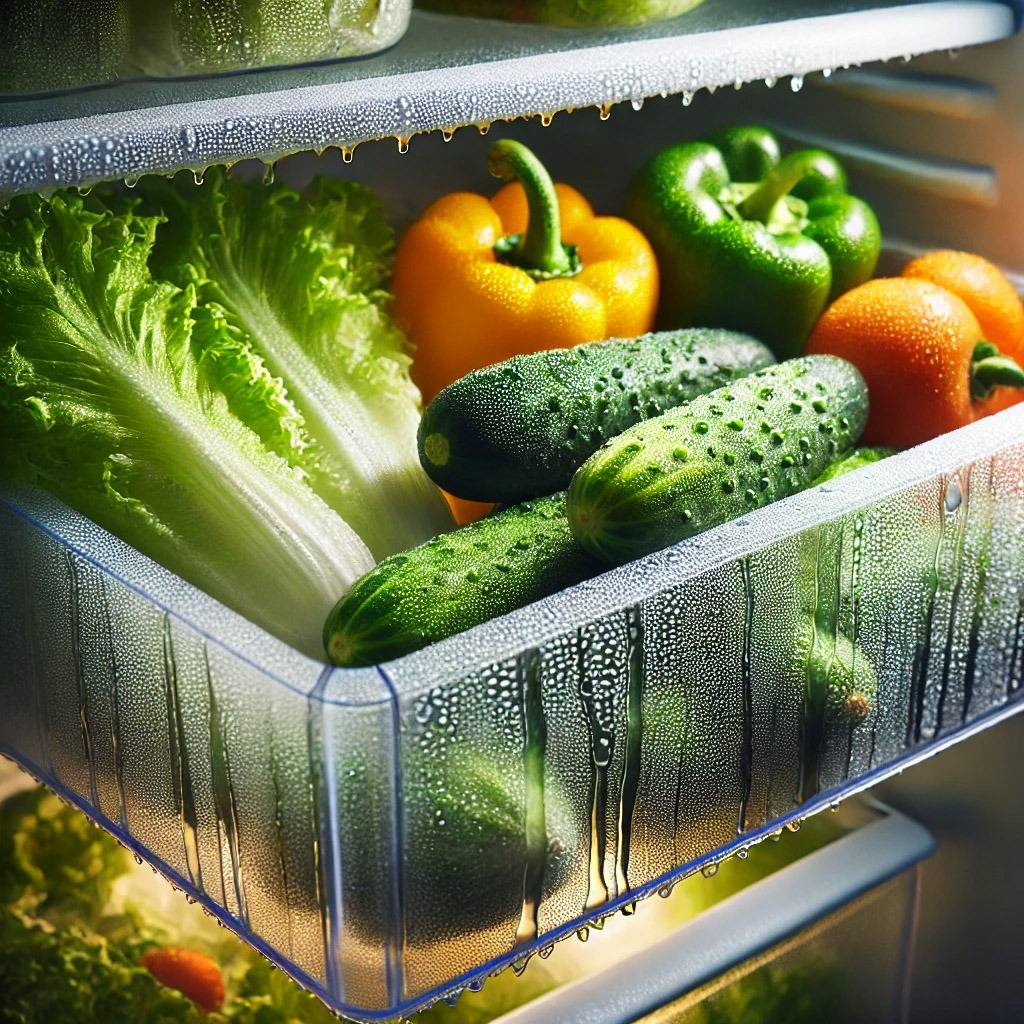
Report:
141,169,453,561
0,189,373,658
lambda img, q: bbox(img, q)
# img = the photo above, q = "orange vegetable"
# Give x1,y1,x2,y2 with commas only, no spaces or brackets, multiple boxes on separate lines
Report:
902,249,1024,414
141,946,225,1013
392,138,658,405
805,276,1024,449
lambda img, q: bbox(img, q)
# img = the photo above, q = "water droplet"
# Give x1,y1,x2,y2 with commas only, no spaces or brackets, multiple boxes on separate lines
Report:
262,163,275,186
341,146,354,164
630,96,644,112
134,854,144,865
701,862,718,878
764,76,777,89
540,113,553,127
396,136,410,154
726,419,744,431
538,944,555,959
599,103,612,121
944,480,962,513
192,170,205,186
681,90,695,106
124,175,139,189
822,67,834,78
693,421,710,435
577,926,590,942
786,820,802,833
672,446,688,461
790,75,804,92
444,989,462,1005
736,848,749,860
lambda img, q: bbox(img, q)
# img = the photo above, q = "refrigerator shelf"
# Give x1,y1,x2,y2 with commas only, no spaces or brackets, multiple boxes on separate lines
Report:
0,0,1015,201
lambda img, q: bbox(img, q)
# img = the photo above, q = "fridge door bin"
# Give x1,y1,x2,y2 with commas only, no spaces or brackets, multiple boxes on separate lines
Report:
1,400,1021,1021
490,802,934,1024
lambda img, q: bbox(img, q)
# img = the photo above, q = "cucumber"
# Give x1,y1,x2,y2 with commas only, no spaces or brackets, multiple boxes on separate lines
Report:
567,356,868,564
418,328,775,503
323,493,603,666
812,446,894,484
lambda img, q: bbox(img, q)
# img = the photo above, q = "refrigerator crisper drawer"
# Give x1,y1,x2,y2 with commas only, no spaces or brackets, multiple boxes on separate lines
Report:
2,403,1022,1021
490,803,934,1024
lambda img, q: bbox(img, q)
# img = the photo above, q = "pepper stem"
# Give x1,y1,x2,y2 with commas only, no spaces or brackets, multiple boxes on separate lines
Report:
971,340,1024,401
488,139,576,278
736,151,816,225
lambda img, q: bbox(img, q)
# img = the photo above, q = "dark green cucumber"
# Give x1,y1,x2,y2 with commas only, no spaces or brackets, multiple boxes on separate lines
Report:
323,493,603,666
567,356,868,564
418,328,775,503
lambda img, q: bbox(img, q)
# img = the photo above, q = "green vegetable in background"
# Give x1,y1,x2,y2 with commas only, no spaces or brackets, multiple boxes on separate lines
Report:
0,188,371,658
626,126,881,360
138,168,453,562
567,356,869,565
416,0,706,28
419,328,775,504
812,446,894,484
134,0,388,76
0,787,338,1023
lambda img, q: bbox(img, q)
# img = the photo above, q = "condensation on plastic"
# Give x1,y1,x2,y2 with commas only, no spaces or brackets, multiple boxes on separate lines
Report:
0,0,411,97
2,404,1023,1020
0,1,1014,200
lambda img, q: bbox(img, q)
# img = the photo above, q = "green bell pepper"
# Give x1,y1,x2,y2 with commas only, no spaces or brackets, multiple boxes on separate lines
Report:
626,125,882,360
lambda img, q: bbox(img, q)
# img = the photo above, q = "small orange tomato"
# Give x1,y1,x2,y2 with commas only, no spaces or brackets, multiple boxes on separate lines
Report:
902,249,1024,415
806,277,990,448
141,946,226,1013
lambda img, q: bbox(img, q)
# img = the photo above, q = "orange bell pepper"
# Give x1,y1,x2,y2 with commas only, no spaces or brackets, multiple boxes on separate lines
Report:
392,138,658,405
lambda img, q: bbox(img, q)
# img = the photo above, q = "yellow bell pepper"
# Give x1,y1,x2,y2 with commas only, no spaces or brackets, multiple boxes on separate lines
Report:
392,139,659,405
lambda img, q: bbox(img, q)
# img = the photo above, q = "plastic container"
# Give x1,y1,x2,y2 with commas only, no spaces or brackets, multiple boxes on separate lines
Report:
2,399,1022,1022
0,0,412,97
487,801,933,1024
414,0,706,29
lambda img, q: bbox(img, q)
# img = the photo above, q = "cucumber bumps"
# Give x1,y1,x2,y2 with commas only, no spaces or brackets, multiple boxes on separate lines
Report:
568,356,868,564
419,328,775,503
324,494,602,666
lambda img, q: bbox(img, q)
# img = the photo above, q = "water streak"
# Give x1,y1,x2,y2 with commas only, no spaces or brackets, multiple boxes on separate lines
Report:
206,645,248,925
936,469,971,734
615,605,644,894
162,615,202,889
514,648,547,947
737,559,754,835
101,587,128,831
66,552,99,810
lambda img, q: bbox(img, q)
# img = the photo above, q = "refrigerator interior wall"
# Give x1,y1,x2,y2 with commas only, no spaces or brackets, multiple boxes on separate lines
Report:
2,5,1024,1022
